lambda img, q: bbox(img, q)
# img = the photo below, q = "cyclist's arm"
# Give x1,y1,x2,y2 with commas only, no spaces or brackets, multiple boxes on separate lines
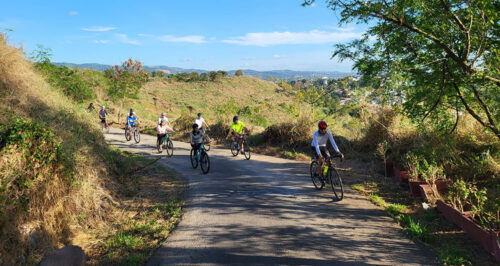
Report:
189,134,194,144
327,131,340,154
312,133,321,155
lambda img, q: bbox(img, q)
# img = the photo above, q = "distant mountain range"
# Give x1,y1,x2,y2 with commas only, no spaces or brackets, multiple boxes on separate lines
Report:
54,62,353,81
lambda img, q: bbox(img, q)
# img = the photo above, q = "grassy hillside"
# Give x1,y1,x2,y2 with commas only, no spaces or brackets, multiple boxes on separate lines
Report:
87,76,301,130
0,36,183,264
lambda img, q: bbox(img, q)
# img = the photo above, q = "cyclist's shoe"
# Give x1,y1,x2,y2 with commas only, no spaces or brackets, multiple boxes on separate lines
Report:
159,147,163,152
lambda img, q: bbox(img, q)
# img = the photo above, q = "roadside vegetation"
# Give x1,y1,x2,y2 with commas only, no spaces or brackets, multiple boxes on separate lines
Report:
1,0,498,262
0,34,184,264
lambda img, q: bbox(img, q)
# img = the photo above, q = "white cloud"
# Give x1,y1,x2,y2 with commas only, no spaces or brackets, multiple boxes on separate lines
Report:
139,34,207,44
92,40,109,44
115,34,140,45
222,30,361,46
68,11,78,16
273,54,285,59
81,26,116,32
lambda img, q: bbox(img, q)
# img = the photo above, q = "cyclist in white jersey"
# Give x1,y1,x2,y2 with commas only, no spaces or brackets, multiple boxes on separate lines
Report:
311,120,344,176
195,112,209,133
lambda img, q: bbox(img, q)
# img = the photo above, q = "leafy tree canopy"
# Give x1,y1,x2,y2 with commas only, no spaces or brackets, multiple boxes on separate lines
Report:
304,0,499,139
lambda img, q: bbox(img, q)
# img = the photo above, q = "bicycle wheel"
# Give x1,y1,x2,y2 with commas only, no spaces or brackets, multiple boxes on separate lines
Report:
134,129,140,143
200,151,210,174
166,139,174,157
328,167,344,201
230,142,239,156
310,161,324,190
243,140,251,160
190,149,198,169
125,127,131,141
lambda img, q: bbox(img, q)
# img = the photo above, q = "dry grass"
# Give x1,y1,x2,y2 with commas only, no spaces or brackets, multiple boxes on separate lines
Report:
0,34,184,264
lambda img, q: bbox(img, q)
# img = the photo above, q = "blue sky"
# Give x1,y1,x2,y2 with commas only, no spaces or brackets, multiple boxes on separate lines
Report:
0,0,367,72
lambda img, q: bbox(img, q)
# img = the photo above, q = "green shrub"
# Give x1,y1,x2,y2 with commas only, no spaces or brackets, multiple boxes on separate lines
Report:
0,118,65,225
35,62,94,102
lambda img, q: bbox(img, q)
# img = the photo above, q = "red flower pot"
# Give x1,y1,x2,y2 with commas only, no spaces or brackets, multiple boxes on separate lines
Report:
418,184,433,201
409,179,426,198
437,200,500,262
398,170,409,184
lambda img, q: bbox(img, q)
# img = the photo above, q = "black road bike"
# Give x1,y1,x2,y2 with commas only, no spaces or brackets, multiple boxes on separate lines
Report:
310,154,344,201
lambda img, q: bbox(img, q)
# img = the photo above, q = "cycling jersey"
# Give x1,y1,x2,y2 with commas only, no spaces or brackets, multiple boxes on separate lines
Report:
99,110,108,118
157,124,169,135
231,121,245,134
311,130,340,155
195,117,205,129
158,117,168,125
190,131,204,144
127,116,137,126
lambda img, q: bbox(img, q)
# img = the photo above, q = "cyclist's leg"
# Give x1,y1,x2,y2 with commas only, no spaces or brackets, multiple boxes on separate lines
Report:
319,147,330,176
193,143,201,159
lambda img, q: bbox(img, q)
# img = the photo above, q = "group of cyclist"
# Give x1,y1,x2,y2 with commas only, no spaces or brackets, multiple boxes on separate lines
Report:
91,103,344,179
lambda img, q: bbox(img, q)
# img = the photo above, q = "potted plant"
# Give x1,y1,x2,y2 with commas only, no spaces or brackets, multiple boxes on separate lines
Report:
405,153,427,197
437,180,500,261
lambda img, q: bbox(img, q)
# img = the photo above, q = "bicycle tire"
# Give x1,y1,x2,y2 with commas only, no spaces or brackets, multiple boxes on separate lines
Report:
166,139,174,157
230,142,239,156
328,167,344,201
200,151,210,174
125,127,131,141
310,161,325,190
134,129,140,143
190,149,198,169
243,140,251,160
205,135,211,151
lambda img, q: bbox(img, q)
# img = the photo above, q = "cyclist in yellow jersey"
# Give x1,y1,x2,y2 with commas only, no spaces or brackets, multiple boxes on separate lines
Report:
231,116,249,152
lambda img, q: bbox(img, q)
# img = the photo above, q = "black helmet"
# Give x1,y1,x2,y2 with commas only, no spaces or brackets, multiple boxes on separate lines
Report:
197,112,202,117
233,116,238,122
192,123,199,130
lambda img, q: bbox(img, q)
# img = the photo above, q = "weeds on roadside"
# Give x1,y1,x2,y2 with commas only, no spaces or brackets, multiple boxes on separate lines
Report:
439,244,471,265
384,204,406,217
397,214,434,243
369,194,386,207
352,185,365,192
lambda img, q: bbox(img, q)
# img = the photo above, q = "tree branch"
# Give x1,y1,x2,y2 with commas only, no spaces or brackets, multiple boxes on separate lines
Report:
471,85,497,132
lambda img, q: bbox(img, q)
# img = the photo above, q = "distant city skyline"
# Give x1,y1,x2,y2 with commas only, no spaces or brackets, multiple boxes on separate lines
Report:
0,0,369,72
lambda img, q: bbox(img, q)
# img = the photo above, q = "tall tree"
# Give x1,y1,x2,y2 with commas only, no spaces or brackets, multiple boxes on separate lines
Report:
304,0,499,139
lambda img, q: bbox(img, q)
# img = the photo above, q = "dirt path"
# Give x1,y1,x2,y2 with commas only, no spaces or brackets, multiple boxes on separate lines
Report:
105,128,436,265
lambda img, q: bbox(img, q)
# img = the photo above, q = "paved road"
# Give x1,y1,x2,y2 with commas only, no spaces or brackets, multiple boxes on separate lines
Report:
105,128,436,265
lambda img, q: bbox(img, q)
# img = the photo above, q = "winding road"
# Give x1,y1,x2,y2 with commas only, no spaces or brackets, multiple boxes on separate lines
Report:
105,128,436,265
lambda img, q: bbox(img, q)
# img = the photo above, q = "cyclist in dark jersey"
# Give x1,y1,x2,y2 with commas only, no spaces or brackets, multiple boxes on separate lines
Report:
99,106,108,127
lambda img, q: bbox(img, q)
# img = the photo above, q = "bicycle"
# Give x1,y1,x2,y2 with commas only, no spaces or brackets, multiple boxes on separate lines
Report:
190,142,210,174
230,133,251,160
310,154,344,201
100,118,109,134
125,123,140,143
202,128,211,151
157,132,174,157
